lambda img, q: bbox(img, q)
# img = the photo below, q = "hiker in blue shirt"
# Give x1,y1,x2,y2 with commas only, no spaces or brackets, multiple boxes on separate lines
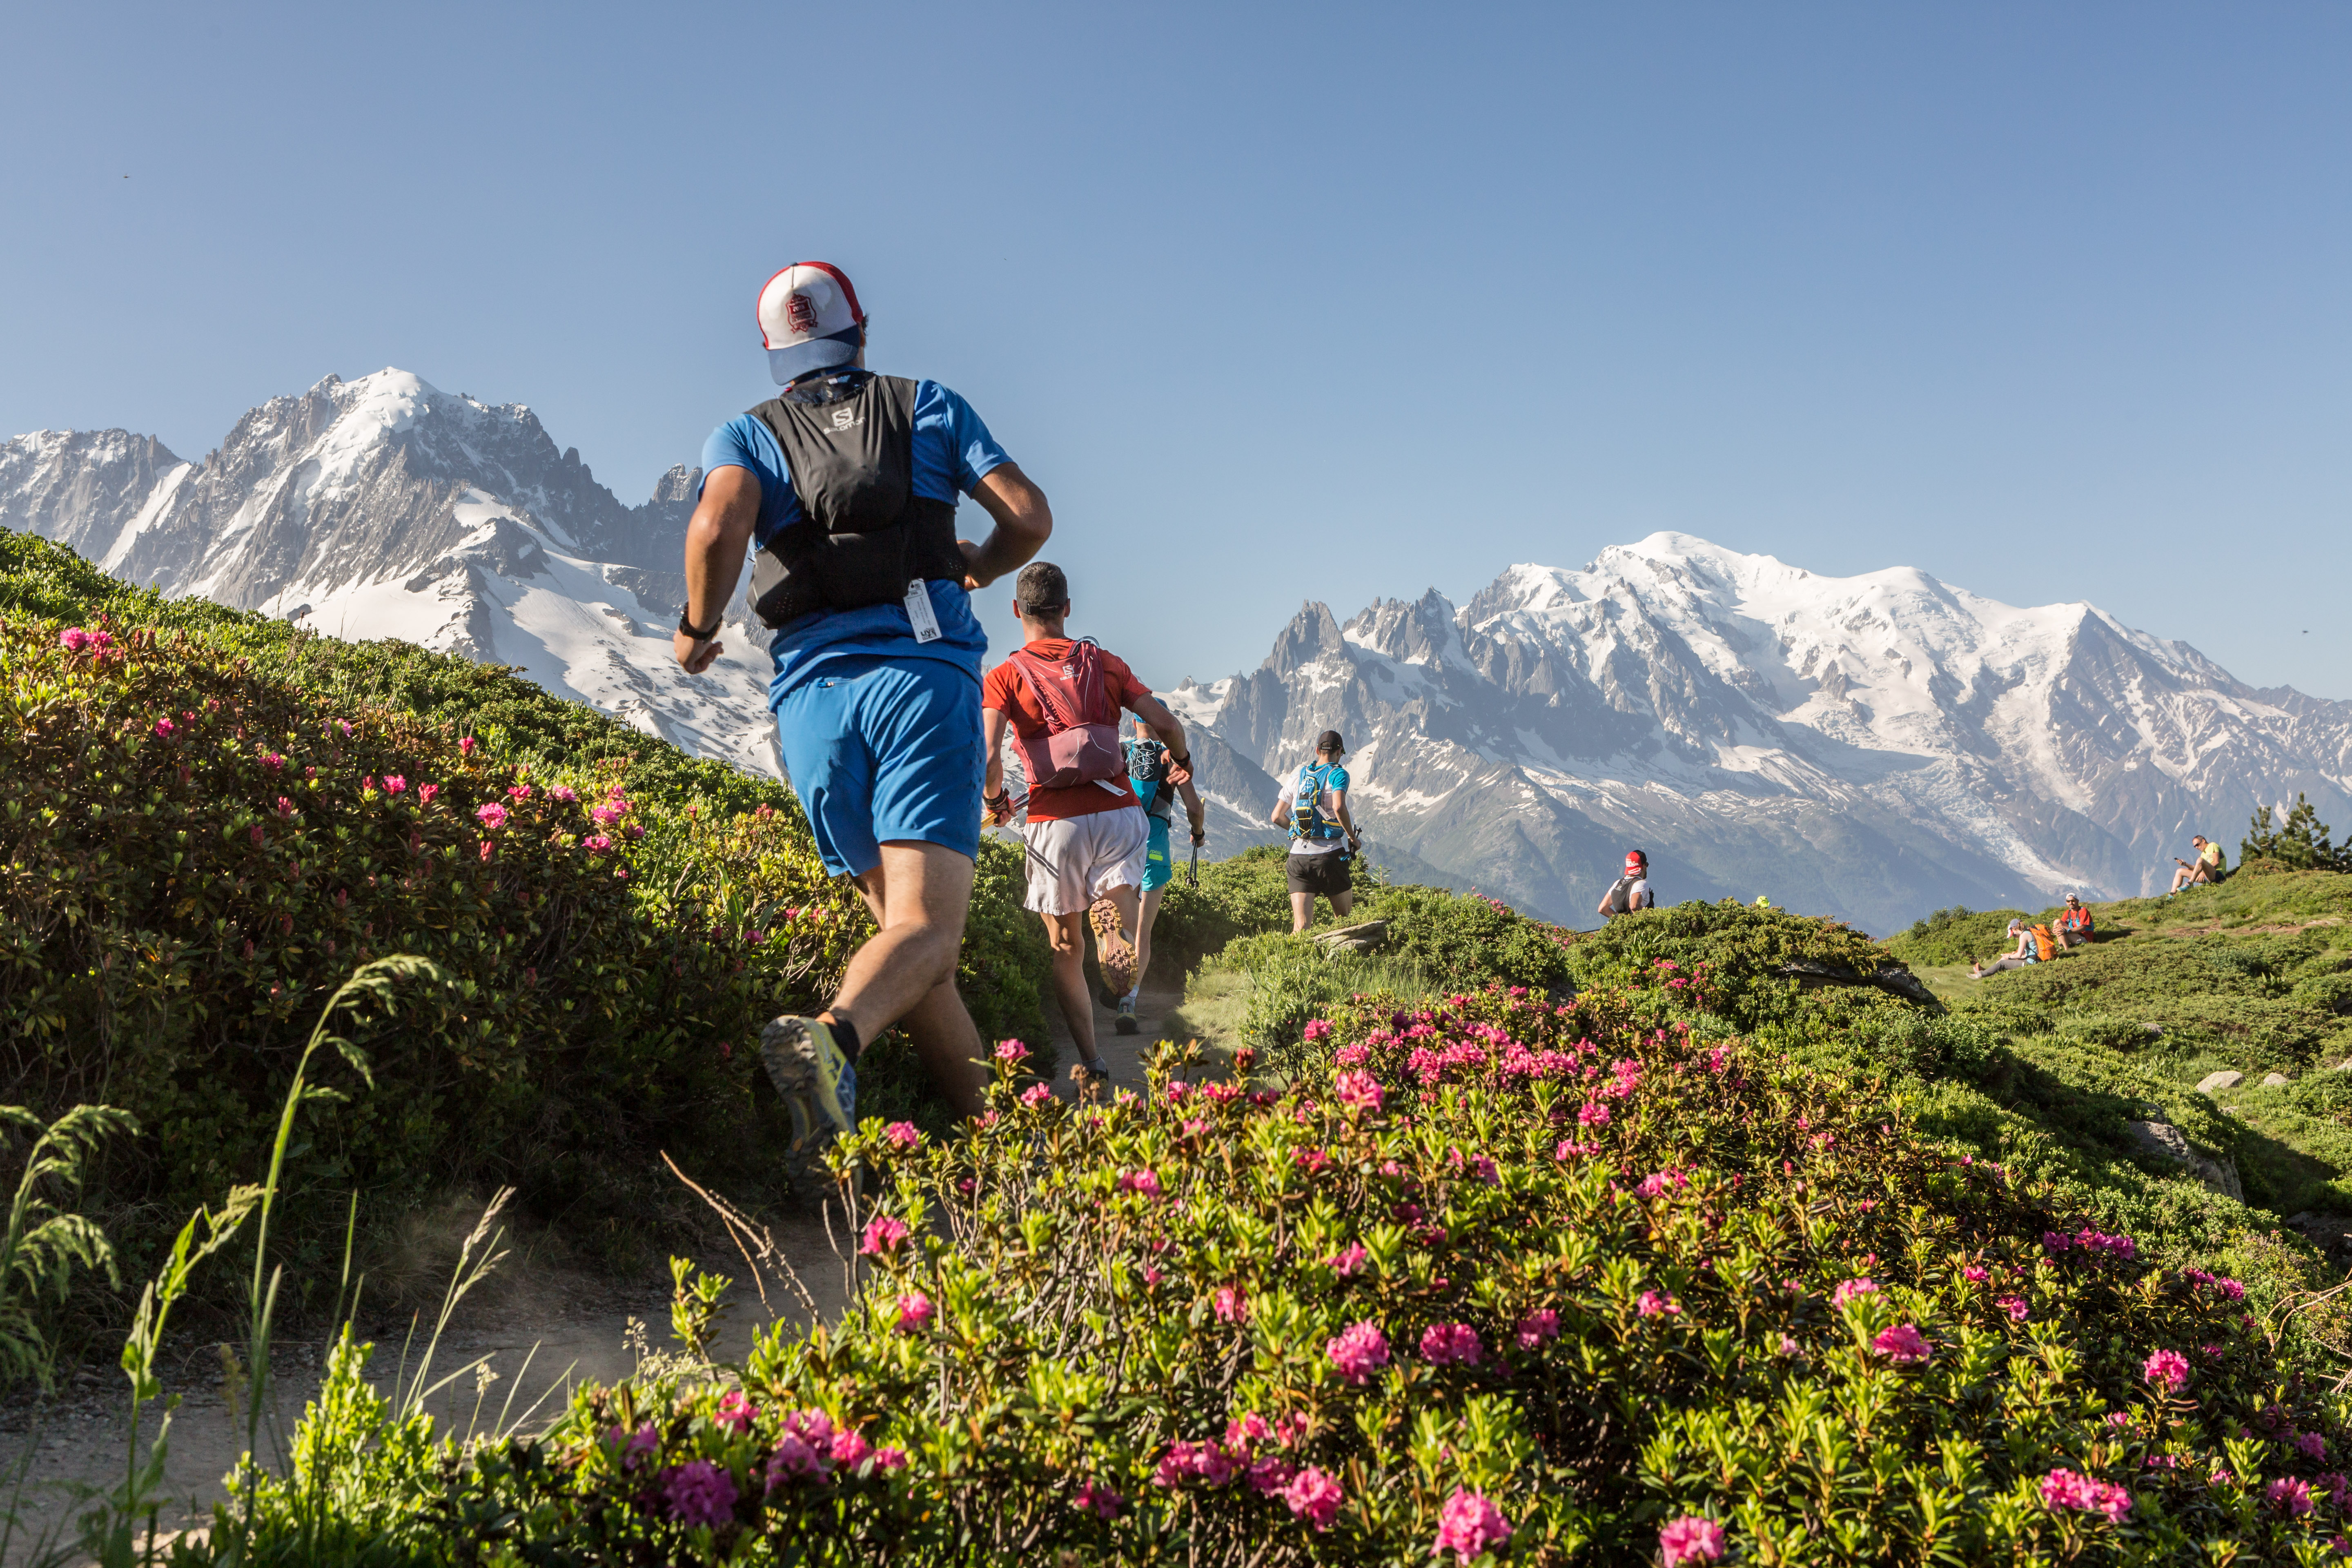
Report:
674,262,1051,1179
1272,729,1360,932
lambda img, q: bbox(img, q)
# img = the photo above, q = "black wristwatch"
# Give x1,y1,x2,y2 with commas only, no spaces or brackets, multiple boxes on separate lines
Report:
677,606,721,641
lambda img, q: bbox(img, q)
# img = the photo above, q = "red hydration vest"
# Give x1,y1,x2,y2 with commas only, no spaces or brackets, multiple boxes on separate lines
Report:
1003,641,1126,789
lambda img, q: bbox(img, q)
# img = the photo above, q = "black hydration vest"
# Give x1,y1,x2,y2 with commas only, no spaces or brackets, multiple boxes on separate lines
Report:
744,372,969,628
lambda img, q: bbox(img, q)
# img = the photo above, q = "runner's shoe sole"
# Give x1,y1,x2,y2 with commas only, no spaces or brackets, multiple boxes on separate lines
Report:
1090,898,1137,1001
761,1016,858,1195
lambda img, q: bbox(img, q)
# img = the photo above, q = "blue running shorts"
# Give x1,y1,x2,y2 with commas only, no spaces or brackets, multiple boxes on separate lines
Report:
1141,813,1174,893
773,655,983,878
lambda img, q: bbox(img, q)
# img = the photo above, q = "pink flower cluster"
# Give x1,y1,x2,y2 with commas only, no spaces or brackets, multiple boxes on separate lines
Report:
1995,1295,2030,1322
993,1040,1030,1063
1334,1070,1384,1113
2039,1468,2132,1521
1659,1514,1728,1565
1301,1018,1333,1042
1117,1169,1163,1198
894,1291,934,1333
1071,1479,1124,1519
882,1121,920,1149
475,801,509,829
1515,1308,1559,1349
1637,1290,1681,1319
1636,1167,1689,1200
56,627,116,653
1327,1319,1390,1383
1327,1242,1367,1276
2043,1226,2137,1264
1214,1287,1248,1323
1019,1083,1054,1107
713,1390,757,1432
1284,1466,1343,1530
2180,1267,2247,1301
1830,1277,1878,1309
2143,1348,2190,1390
1432,1488,1511,1559
1154,1438,1243,1488
859,1216,911,1256
662,1458,737,1526
2268,1477,2314,1516
1420,1322,1483,1366
1873,1323,1932,1365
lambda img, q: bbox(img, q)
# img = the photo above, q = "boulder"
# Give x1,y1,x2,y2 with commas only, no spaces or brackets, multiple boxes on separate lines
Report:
2124,1119,2245,1201
2263,1072,2293,1088
2196,1070,2244,1095
1315,920,1389,957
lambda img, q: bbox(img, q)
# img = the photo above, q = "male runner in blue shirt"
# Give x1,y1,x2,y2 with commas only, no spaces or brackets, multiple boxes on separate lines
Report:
675,261,1051,1183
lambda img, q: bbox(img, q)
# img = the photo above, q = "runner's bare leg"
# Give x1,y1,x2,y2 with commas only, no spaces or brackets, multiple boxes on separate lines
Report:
824,840,985,1119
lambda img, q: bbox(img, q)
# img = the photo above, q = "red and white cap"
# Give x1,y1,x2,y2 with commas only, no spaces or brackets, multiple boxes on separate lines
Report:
1624,851,1648,875
757,262,867,385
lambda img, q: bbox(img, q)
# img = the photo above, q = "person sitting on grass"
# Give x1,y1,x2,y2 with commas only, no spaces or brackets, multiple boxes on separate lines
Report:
2168,835,2227,894
1970,920,2039,978
2056,892,2096,949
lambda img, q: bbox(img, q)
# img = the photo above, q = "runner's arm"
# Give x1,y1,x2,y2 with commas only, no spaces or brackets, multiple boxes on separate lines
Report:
675,466,760,673
1330,787,1359,847
982,707,1012,822
1125,692,1193,786
960,463,1054,590
1270,793,1291,829
1176,775,1207,844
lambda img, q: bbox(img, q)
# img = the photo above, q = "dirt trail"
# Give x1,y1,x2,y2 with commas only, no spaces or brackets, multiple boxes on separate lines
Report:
0,1212,850,1560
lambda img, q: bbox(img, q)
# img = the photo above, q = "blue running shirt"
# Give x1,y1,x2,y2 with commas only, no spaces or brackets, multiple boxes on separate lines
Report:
700,379,1009,702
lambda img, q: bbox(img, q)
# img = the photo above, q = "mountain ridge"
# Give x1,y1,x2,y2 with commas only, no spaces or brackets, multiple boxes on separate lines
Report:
10,379,2347,933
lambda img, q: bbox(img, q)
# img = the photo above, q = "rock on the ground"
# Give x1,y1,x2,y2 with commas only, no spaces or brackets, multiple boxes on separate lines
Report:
2124,1118,2246,1201
2263,1072,2292,1088
1315,920,1389,956
2197,1070,2245,1094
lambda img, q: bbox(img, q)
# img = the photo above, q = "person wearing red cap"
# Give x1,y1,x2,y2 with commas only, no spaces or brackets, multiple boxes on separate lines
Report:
1599,851,1655,919
674,260,1053,1181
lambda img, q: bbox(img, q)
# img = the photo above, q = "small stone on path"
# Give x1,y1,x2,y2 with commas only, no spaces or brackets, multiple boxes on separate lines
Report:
2196,1070,2243,1095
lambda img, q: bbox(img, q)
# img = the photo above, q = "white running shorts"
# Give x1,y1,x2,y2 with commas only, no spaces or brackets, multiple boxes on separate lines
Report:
1019,806,1149,916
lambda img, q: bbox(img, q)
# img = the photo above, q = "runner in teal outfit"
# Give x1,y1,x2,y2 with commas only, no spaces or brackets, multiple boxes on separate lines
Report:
1111,717,1204,1033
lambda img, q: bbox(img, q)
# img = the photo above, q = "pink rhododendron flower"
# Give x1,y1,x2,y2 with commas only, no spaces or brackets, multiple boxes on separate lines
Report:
1301,1018,1332,1042
1326,1320,1390,1384
1334,1042,1370,1068
714,1390,756,1432
994,1040,1030,1062
612,1421,659,1470
663,1459,737,1527
873,1447,907,1470
895,1291,934,1333
1118,1169,1163,1198
381,775,406,795
418,783,439,804
1638,1291,1680,1318
1334,1070,1384,1112
1420,1322,1483,1366
475,802,509,829
1327,1242,1367,1276
459,735,477,755
58,629,91,652
1831,1277,1878,1308
859,1216,911,1256
1996,1295,2029,1322
1962,1265,1989,1283
1284,1466,1343,1530
1214,1287,1248,1323
479,841,496,861
1577,1101,1611,1127
583,833,614,853
1515,1308,1559,1349
2144,1348,2189,1390
1659,1514,1728,1566
1246,1455,1296,1496
1873,1323,1932,1365
883,1121,921,1149
1432,1488,1511,1559
829,1428,872,1468
2301,1432,2329,1461
2269,1477,2314,1516
1072,1479,1124,1519
766,1434,826,1486
1020,1083,1053,1107
2040,1469,2132,1521
507,784,533,800
551,785,577,802
153,718,176,737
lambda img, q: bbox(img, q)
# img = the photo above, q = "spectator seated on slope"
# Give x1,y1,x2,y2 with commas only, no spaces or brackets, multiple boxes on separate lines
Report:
1970,920,2040,978
2056,893,2096,949
2168,835,2227,894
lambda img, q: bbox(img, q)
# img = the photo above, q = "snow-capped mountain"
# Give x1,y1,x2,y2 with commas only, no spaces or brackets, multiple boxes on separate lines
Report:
1184,535,2352,931
12,380,2346,933
0,370,782,775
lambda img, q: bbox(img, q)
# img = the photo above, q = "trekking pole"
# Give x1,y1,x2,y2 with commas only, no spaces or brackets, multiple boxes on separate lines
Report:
1188,842,1199,889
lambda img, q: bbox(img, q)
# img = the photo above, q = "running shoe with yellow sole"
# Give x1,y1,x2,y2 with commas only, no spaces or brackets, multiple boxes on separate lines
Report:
761,1015,858,1192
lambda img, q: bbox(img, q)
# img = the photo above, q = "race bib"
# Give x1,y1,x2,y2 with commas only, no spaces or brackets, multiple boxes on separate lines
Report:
904,579,942,644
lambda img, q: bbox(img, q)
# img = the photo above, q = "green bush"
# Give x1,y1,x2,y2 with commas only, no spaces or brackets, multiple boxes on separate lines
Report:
0,530,1050,1339
2059,1015,2161,1052
1888,905,2031,969
1149,845,1384,974
1360,886,1572,997
209,982,2352,1565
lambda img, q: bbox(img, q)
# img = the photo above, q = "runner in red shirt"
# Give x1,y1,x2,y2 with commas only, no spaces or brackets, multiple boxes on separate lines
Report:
982,562,1194,1082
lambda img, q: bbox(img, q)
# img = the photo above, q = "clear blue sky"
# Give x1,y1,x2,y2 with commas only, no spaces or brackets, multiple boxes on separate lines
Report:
6,2,2349,699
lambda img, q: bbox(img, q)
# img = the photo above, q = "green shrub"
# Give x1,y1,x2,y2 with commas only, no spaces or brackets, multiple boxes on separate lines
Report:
1149,845,1383,975
1888,905,2031,968
214,983,2352,1565
1360,886,1572,996
2059,1015,2160,1052
0,532,1051,1339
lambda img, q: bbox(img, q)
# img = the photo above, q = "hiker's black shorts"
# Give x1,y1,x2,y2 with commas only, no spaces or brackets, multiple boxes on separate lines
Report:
1287,852,1351,898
